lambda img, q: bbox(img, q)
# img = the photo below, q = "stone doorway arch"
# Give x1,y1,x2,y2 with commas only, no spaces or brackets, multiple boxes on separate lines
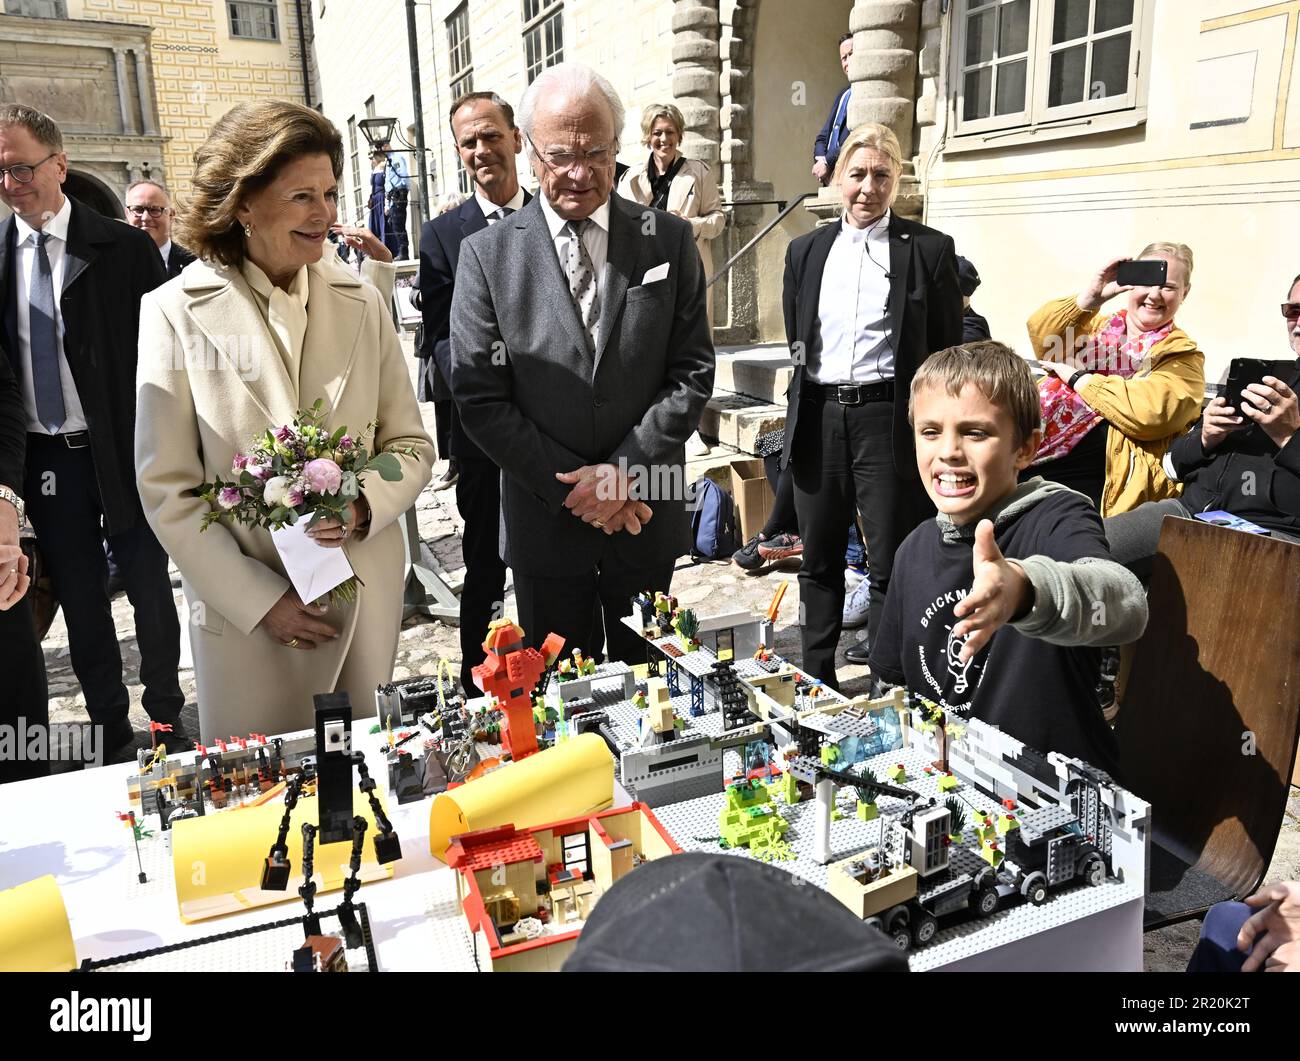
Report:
65,170,122,219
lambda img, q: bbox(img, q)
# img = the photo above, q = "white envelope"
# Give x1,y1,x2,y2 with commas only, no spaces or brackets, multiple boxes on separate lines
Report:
271,519,356,605
642,262,670,284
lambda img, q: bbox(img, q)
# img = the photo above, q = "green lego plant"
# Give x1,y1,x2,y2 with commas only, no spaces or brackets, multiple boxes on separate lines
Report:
944,796,967,837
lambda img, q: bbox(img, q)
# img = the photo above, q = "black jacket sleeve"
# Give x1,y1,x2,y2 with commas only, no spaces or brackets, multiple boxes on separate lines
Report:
813,91,840,160
0,348,25,494
417,222,454,385
1168,421,1213,478
1271,433,1300,518
927,234,964,354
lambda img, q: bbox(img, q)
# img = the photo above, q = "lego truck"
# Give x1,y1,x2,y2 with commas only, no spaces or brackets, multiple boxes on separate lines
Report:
820,763,1111,950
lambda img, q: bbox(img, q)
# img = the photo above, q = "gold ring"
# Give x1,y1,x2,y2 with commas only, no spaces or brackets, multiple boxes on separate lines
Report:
593,519,605,528
287,637,300,648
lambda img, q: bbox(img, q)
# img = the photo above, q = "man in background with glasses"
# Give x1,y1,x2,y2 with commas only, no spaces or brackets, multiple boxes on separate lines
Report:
124,179,195,279
450,63,714,665
1105,273,1300,578
0,104,183,769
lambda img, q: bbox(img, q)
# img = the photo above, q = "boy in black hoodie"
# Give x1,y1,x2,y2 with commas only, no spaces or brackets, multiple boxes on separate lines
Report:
868,341,1147,776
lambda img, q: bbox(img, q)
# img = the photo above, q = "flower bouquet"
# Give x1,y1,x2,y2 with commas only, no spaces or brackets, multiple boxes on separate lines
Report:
196,399,408,605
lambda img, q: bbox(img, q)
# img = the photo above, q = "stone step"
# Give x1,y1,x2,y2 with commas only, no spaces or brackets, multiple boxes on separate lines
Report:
714,343,793,405
686,443,748,490
698,393,785,455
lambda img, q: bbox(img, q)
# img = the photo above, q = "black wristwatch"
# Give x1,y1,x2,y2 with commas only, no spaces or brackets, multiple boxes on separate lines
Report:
1066,369,1089,391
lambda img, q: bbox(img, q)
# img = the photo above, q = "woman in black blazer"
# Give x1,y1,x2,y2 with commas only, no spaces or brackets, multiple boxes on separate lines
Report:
781,123,963,689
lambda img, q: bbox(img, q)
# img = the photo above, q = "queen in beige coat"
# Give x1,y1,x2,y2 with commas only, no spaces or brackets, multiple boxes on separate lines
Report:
135,101,433,738
617,102,727,320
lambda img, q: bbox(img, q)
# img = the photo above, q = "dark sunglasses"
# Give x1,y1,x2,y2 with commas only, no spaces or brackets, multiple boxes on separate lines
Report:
1283,302,1300,321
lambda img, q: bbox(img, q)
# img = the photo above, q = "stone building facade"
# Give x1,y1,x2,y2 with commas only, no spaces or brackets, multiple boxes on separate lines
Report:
1,0,317,208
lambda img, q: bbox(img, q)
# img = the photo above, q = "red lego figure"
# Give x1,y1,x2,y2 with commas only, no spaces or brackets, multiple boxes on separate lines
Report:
471,619,565,762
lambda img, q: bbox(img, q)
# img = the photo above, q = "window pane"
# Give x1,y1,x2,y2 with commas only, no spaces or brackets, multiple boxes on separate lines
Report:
1052,0,1090,44
523,0,541,21
966,8,995,65
963,67,992,121
999,0,1031,55
1095,0,1134,33
1090,31,1130,98
1049,44,1087,106
995,57,1027,114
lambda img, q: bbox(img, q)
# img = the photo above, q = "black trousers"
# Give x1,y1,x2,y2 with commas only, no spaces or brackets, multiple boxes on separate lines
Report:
791,396,932,688
24,436,183,728
455,458,508,692
433,399,455,463
514,553,674,668
0,590,49,784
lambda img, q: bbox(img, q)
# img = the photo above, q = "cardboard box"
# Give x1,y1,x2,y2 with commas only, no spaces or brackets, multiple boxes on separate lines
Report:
729,458,775,544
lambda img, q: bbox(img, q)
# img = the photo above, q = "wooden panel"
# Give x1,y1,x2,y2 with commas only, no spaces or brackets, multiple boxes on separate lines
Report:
1120,518,1300,897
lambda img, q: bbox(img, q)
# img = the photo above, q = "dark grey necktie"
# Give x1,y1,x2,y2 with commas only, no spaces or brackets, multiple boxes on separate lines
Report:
494,206,515,221
29,231,65,433
564,219,600,352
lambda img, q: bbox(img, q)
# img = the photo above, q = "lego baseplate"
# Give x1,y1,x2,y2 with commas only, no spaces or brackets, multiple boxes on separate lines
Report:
652,743,1145,972
80,903,378,972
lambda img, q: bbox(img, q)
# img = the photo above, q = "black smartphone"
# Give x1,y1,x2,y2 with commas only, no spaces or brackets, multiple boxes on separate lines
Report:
1223,358,1295,414
1116,259,1168,288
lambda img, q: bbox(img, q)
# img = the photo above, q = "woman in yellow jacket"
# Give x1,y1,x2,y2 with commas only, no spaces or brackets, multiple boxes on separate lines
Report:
1024,242,1204,516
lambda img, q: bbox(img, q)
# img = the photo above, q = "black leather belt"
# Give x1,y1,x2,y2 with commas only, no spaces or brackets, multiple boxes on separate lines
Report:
803,380,894,405
29,430,90,449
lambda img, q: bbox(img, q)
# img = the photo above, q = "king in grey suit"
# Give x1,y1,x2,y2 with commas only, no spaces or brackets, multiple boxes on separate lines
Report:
450,63,715,663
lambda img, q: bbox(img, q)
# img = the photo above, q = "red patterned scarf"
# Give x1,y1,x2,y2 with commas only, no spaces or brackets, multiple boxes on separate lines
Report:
1033,311,1174,464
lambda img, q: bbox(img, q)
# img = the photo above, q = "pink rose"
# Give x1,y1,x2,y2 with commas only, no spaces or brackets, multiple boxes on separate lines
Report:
303,457,343,494
217,487,243,509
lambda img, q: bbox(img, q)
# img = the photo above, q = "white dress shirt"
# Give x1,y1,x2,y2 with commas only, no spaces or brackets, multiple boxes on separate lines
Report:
158,239,172,268
13,194,88,434
475,186,525,225
808,211,895,385
538,193,610,301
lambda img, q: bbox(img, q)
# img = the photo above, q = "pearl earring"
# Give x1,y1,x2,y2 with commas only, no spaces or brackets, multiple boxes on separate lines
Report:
244,223,253,237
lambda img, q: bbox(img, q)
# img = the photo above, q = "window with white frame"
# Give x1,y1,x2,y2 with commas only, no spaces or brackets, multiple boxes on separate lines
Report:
347,116,362,221
954,0,1144,138
523,0,564,85
448,3,474,99
228,0,279,41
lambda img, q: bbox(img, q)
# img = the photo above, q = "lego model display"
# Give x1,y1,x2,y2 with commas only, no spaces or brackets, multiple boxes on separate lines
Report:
446,803,681,972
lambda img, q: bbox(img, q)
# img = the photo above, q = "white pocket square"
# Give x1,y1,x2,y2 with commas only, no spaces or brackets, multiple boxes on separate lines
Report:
642,262,670,284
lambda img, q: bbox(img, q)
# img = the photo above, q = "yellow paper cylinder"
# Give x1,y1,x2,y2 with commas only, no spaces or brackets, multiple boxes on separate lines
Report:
0,875,76,972
171,790,395,923
429,733,614,858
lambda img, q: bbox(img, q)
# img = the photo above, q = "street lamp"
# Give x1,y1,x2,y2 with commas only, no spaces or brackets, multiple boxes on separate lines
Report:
358,116,398,150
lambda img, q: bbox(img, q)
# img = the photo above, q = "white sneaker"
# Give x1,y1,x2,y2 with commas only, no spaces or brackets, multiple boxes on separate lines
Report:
844,565,867,593
686,431,711,457
842,574,871,628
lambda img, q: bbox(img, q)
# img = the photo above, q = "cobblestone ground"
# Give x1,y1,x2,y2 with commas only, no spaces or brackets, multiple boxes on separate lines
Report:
40,340,1299,971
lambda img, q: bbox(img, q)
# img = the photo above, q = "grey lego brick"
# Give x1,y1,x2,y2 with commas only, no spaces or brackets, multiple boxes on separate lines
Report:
1018,804,1078,843
653,740,1146,972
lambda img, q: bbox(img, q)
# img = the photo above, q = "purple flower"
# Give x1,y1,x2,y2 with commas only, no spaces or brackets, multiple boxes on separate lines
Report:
286,488,306,508
275,425,295,443
339,435,353,449
217,487,243,510
246,461,271,482
303,458,343,495
232,453,249,471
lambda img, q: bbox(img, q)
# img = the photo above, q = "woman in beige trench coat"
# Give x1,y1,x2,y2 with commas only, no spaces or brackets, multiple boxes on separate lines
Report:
135,101,433,739
618,102,727,321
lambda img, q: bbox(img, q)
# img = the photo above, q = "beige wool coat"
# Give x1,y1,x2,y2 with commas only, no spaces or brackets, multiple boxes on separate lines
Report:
618,155,727,319
135,256,434,738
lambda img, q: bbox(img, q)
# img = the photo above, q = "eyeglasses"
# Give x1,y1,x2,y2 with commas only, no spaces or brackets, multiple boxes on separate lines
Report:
1283,302,1300,322
0,153,57,185
127,204,170,218
527,135,614,175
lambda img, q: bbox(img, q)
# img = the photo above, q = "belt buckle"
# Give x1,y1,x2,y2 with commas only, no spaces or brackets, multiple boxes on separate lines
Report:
837,384,862,406
64,431,89,450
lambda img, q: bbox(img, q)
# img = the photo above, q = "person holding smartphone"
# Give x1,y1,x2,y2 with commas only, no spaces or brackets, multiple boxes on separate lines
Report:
1023,243,1205,515
1105,274,1300,580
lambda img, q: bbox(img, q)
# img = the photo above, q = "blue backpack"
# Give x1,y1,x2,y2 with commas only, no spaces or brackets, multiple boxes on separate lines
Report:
689,477,740,561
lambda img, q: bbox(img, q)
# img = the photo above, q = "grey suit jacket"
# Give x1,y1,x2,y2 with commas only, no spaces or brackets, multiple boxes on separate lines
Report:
449,194,715,576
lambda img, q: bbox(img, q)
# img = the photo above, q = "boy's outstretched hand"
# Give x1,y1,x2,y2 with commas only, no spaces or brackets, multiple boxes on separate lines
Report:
1238,880,1300,972
951,520,1033,663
